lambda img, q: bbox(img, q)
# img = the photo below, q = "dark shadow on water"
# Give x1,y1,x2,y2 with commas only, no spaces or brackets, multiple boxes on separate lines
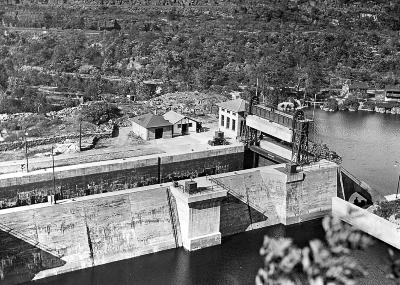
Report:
219,194,269,236
0,229,66,285
21,218,398,285
24,219,325,285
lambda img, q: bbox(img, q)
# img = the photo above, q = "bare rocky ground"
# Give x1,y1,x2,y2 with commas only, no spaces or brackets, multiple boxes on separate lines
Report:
0,91,224,168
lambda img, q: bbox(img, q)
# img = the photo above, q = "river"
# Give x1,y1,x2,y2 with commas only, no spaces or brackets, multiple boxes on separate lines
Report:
308,108,400,198
25,219,395,285
25,109,400,285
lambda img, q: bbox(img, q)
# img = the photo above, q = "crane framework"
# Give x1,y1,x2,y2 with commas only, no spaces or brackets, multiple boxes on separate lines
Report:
290,110,311,166
244,96,312,168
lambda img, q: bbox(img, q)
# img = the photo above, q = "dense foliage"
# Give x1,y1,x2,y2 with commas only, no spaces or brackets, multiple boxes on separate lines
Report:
373,199,400,220
256,216,372,285
322,99,339,111
309,142,342,164
0,0,400,114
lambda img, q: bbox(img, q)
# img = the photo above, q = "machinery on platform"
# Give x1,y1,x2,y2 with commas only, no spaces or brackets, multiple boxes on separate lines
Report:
208,130,228,146
244,95,313,172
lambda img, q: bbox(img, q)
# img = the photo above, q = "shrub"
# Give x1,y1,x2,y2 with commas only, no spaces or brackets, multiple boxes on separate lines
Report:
373,200,400,220
362,101,376,110
323,98,338,111
80,102,121,125
256,216,372,285
341,96,360,110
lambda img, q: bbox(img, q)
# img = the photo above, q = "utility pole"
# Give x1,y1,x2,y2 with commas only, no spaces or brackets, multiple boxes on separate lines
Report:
312,93,317,143
79,118,82,151
396,175,400,199
24,131,29,172
52,145,56,199
395,161,400,199
256,77,259,99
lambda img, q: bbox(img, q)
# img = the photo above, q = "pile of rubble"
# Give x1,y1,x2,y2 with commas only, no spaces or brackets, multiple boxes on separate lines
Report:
46,106,81,119
144,91,227,115
0,112,35,123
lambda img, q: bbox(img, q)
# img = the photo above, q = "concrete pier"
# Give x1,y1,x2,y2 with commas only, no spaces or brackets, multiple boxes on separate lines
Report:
170,177,227,251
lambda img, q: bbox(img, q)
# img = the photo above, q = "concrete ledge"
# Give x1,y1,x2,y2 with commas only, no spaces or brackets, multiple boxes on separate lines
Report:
170,184,227,205
184,232,221,251
246,115,293,143
332,197,400,249
0,144,244,188
384,194,400,201
286,208,332,225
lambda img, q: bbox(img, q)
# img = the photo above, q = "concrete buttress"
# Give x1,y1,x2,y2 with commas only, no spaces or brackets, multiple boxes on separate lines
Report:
169,179,227,251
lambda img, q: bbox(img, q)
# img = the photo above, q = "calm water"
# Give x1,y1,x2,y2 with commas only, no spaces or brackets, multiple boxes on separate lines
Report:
25,220,325,285
25,109,400,285
308,109,400,198
25,220,396,285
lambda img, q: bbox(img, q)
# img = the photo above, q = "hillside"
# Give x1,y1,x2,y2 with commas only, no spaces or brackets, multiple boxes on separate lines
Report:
0,0,399,114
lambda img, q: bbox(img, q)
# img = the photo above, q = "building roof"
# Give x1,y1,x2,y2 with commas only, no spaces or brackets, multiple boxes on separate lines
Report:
163,110,199,124
132,113,172,128
217,99,248,112
163,110,185,124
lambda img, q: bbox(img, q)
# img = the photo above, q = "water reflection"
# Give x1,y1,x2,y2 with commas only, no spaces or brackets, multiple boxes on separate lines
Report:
308,109,400,198
25,221,321,285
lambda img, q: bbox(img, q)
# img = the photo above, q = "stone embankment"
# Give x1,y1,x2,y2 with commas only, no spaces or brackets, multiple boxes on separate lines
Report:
374,106,400,114
321,102,400,115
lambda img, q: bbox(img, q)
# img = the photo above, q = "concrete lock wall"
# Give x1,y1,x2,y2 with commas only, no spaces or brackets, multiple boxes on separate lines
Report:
0,160,338,284
218,167,287,236
0,185,180,284
332,197,400,250
0,146,244,208
285,161,338,225
218,160,338,236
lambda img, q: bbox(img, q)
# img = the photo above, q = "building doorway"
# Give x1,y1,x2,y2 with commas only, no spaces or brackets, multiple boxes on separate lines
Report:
155,128,163,139
181,124,188,135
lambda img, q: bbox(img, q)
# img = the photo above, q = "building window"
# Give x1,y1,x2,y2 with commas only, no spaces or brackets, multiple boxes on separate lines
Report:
232,112,236,116
221,115,224,126
222,108,225,112
189,123,193,127
232,119,236,131
227,110,231,114
226,117,230,129
178,124,181,128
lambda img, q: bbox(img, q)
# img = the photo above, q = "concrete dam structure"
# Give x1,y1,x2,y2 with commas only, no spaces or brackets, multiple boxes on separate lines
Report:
0,145,244,209
0,160,338,283
0,101,374,284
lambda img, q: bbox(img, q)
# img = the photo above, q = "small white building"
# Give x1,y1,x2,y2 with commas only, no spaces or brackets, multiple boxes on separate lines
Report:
217,99,248,139
131,113,173,140
163,110,199,136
